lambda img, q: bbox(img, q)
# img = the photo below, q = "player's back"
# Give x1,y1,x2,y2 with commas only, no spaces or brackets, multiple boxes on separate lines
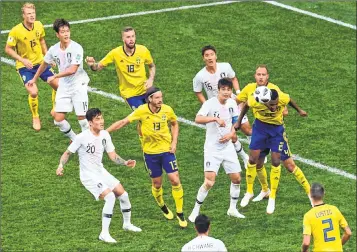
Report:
303,204,348,252
181,235,227,252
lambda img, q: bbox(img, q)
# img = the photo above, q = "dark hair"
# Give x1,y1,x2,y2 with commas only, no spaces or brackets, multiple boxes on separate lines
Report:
53,18,70,33
218,78,233,90
256,64,269,74
86,108,102,121
310,183,325,201
195,214,210,233
145,86,161,102
270,89,279,100
122,26,135,34
201,45,216,56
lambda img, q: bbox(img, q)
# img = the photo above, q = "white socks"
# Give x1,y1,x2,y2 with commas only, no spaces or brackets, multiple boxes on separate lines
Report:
78,119,89,132
118,191,131,226
229,183,241,209
194,184,210,210
54,120,76,141
102,192,116,234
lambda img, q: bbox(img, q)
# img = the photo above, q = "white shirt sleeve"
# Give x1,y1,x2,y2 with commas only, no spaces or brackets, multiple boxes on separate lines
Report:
43,46,54,64
227,63,235,79
67,136,81,153
193,74,203,92
72,44,83,65
219,240,228,252
230,100,239,118
197,100,211,116
104,131,115,153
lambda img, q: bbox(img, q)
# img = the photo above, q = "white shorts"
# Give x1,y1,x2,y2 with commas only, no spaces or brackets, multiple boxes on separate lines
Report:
204,144,241,175
80,168,120,200
55,83,88,116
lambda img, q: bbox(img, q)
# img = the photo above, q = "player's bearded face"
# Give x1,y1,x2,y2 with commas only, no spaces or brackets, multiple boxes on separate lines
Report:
57,26,71,43
22,8,36,24
255,68,269,86
266,99,278,112
150,92,163,108
203,50,217,67
123,31,136,49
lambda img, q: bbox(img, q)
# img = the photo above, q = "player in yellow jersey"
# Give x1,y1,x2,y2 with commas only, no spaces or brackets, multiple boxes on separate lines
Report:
85,26,156,140
237,65,311,211
5,2,58,131
236,86,307,214
107,87,187,228
302,183,351,252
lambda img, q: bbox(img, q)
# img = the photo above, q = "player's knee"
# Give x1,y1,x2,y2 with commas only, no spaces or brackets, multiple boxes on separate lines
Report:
271,159,280,167
204,179,215,189
284,160,295,172
103,191,116,203
152,181,162,189
231,177,241,185
248,158,257,165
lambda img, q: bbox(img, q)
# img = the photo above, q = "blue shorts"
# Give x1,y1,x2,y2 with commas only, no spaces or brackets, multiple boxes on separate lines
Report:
249,119,285,153
260,131,292,161
125,94,146,110
17,64,54,85
144,152,178,178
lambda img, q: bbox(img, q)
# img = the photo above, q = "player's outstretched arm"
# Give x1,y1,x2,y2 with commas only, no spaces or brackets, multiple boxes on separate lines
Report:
342,226,352,245
56,150,73,176
170,120,179,153
145,62,156,89
195,115,225,126
85,56,105,71
234,103,249,130
288,98,307,117
106,118,130,133
107,152,136,168
301,234,311,252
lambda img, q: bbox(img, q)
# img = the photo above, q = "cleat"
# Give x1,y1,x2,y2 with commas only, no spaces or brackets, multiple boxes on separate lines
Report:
240,193,254,207
32,117,41,131
266,198,276,214
123,223,142,232
227,208,245,218
177,212,188,228
99,233,117,243
188,209,199,223
252,189,270,202
161,204,174,220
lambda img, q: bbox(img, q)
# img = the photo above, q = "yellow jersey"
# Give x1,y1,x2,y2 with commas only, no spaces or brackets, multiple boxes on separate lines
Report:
237,82,281,103
127,104,177,154
100,44,153,99
247,90,290,125
6,21,45,69
303,204,348,252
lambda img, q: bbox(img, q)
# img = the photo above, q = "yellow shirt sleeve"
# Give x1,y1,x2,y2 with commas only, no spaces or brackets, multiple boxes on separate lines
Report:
168,106,178,121
144,47,153,65
237,86,249,102
40,22,45,38
127,106,143,122
100,50,115,67
279,92,290,106
337,208,348,228
6,28,17,47
303,214,312,235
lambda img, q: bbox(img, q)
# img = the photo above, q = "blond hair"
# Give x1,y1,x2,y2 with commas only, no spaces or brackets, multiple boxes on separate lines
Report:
22,3,35,14
256,64,269,74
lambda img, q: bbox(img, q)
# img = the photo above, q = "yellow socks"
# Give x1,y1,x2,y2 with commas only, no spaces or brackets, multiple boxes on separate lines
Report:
246,162,257,194
270,165,281,199
28,94,39,118
292,166,311,195
51,89,56,109
172,184,184,213
256,166,269,192
151,186,165,207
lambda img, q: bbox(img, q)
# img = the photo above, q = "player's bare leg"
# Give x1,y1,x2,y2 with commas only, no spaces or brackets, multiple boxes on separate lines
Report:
167,172,187,228
47,78,58,118
25,82,41,131
227,173,245,218
53,112,76,141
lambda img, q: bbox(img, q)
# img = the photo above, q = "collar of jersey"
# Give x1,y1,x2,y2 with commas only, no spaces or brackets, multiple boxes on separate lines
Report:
122,45,136,57
22,22,34,31
147,103,161,114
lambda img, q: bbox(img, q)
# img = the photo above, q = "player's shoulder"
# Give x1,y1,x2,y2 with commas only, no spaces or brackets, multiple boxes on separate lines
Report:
136,44,150,52
217,62,232,68
195,66,207,79
75,129,90,141
267,82,281,90
162,104,175,112
34,20,43,28
100,129,111,137
10,23,24,33
227,98,237,106
70,40,83,50
48,42,60,51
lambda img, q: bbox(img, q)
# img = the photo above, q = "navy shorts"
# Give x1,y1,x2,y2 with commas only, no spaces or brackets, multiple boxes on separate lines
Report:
144,152,178,178
17,64,54,85
126,94,146,110
249,119,285,153
260,131,292,161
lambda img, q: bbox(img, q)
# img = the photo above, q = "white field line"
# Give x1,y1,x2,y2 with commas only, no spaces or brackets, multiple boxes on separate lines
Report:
265,1,356,30
0,1,240,34
1,57,356,180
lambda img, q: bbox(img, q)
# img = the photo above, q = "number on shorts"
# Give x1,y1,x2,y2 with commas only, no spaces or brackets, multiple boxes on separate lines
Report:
169,160,178,170
83,102,88,111
278,142,284,151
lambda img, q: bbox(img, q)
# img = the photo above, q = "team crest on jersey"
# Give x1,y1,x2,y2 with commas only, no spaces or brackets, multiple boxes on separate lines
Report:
136,57,141,65
220,72,226,78
162,114,166,121
229,107,233,114
7,36,14,43
102,139,107,148
206,161,210,168
36,30,40,38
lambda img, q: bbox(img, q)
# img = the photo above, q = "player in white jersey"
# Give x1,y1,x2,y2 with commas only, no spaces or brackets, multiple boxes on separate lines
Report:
182,214,227,252
188,79,245,222
56,108,141,243
29,19,89,140
193,45,249,168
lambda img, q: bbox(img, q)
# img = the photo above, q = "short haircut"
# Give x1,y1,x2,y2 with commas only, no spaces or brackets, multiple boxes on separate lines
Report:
256,64,269,74
22,3,35,13
201,45,216,56
86,108,102,121
145,86,161,102
270,89,279,100
218,78,233,90
53,19,70,33
195,214,210,233
310,183,325,201
122,26,135,35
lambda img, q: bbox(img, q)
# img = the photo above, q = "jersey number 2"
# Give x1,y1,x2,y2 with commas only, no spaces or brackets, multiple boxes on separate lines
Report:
322,218,336,242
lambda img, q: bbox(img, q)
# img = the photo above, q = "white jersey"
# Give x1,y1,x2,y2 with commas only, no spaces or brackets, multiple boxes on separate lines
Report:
68,129,115,180
197,97,238,151
44,40,90,87
193,62,235,99
181,235,227,252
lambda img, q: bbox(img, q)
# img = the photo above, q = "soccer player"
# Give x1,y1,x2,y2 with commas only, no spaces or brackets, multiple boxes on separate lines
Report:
181,214,227,252
56,108,141,243
238,65,310,209
5,2,58,131
28,19,90,141
302,183,351,252
106,87,187,228
188,78,245,223
236,87,307,214
85,26,156,140
193,45,249,167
